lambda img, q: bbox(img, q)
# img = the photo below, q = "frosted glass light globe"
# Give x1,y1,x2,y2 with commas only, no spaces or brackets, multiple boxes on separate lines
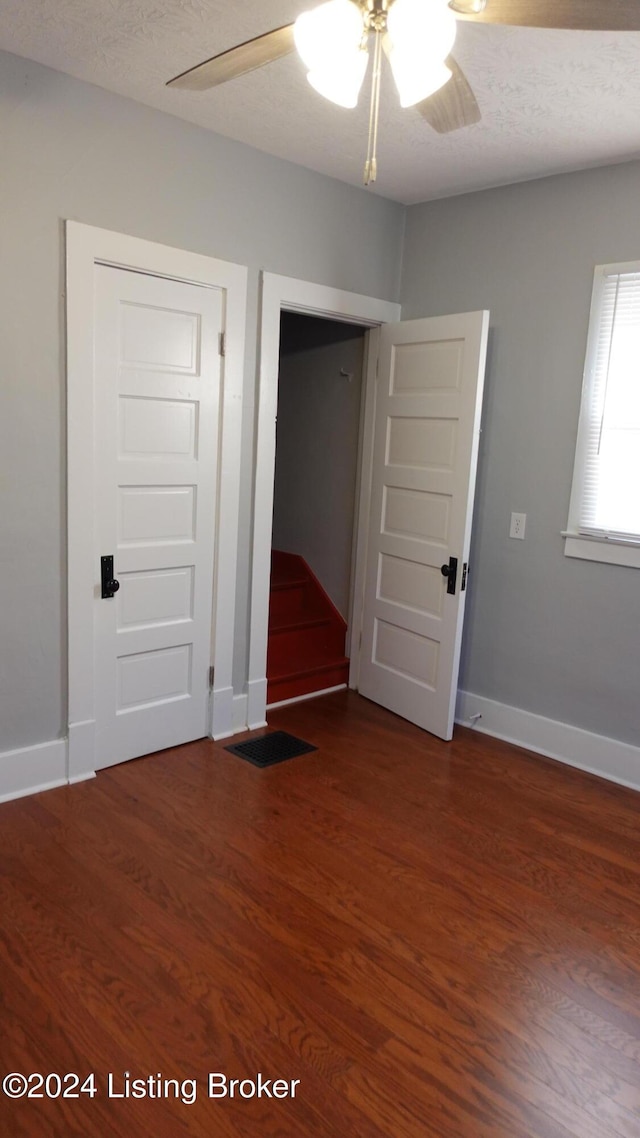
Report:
386,0,457,106
294,0,368,107
387,0,457,60
294,0,365,72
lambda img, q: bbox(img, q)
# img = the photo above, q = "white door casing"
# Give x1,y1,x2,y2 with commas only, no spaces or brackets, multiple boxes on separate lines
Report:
357,312,489,740
93,266,221,769
67,223,247,782
248,273,401,729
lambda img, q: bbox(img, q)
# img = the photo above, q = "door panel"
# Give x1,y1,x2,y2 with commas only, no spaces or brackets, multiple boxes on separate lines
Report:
118,396,198,458
358,312,489,741
116,567,194,630
93,266,222,769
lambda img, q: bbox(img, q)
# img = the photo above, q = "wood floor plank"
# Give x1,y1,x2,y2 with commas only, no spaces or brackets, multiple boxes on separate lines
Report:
1,690,640,1136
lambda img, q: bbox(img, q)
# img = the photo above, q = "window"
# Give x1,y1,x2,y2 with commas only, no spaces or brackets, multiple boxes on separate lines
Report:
565,261,640,569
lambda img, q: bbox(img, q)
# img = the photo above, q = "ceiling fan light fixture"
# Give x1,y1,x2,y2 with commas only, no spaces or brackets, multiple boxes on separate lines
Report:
387,0,457,59
390,55,451,107
384,0,456,108
295,0,368,107
306,51,369,108
294,0,365,73
448,0,487,13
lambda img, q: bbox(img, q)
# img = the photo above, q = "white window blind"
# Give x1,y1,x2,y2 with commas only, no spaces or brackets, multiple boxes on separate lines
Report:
577,267,640,542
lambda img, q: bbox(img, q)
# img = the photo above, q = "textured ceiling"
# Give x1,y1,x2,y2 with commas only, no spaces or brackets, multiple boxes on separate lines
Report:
2,0,640,203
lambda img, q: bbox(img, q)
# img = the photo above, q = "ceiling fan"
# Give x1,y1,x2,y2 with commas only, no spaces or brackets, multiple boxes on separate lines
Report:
167,0,640,185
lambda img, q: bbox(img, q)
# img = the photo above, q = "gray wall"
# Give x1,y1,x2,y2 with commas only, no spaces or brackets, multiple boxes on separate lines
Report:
0,49,404,753
272,314,365,617
401,161,640,747
4,43,638,757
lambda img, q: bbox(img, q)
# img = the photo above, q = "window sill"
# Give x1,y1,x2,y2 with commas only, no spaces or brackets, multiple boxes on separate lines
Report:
563,533,640,569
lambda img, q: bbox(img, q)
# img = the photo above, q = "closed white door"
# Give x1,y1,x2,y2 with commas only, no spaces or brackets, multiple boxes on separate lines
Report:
358,311,489,740
93,265,222,769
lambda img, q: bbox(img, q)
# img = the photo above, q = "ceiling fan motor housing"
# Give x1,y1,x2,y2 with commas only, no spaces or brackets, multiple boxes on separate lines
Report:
361,0,394,33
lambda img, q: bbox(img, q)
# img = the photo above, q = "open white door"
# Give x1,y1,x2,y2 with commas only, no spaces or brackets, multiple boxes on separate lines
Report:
93,265,222,769
358,311,489,740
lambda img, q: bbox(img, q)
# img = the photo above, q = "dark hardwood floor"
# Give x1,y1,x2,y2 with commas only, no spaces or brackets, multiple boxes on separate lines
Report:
2,690,640,1137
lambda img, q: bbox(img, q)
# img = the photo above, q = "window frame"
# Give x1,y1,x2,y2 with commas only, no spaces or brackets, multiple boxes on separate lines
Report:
564,260,640,570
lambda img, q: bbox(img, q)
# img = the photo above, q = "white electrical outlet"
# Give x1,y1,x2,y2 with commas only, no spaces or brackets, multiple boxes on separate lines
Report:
510,512,526,539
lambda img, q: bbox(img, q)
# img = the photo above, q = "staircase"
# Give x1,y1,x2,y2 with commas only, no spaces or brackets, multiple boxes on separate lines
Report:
267,551,350,705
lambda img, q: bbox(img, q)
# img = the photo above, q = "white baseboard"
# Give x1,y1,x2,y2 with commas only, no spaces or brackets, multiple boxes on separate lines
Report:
212,692,251,741
211,684,235,740
68,719,97,783
232,693,249,734
8,693,636,805
247,677,268,731
456,690,640,794
267,684,347,711
0,738,69,804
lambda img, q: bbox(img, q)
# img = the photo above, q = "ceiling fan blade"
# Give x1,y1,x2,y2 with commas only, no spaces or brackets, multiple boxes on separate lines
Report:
417,56,481,133
167,24,296,90
449,0,640,31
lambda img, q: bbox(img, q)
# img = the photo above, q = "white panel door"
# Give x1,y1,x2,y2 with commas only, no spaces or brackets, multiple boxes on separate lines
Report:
358,311,489,740
93,265,222,769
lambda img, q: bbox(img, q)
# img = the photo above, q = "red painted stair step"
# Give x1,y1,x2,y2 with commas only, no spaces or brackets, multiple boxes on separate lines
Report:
268,551,349,704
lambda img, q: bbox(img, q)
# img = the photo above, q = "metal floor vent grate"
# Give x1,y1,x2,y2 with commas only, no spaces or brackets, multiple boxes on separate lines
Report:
225,731,317,768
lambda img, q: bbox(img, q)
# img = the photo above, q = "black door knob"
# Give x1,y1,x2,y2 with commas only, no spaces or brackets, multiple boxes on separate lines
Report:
440,556,458,595
101,555,120,599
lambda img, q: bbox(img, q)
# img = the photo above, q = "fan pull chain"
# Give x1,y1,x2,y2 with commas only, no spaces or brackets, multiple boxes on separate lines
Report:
364,29,383,185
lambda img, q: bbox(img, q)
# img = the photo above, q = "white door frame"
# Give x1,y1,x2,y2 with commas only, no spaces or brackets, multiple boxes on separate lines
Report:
247,271,400,729
66,222,247,781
